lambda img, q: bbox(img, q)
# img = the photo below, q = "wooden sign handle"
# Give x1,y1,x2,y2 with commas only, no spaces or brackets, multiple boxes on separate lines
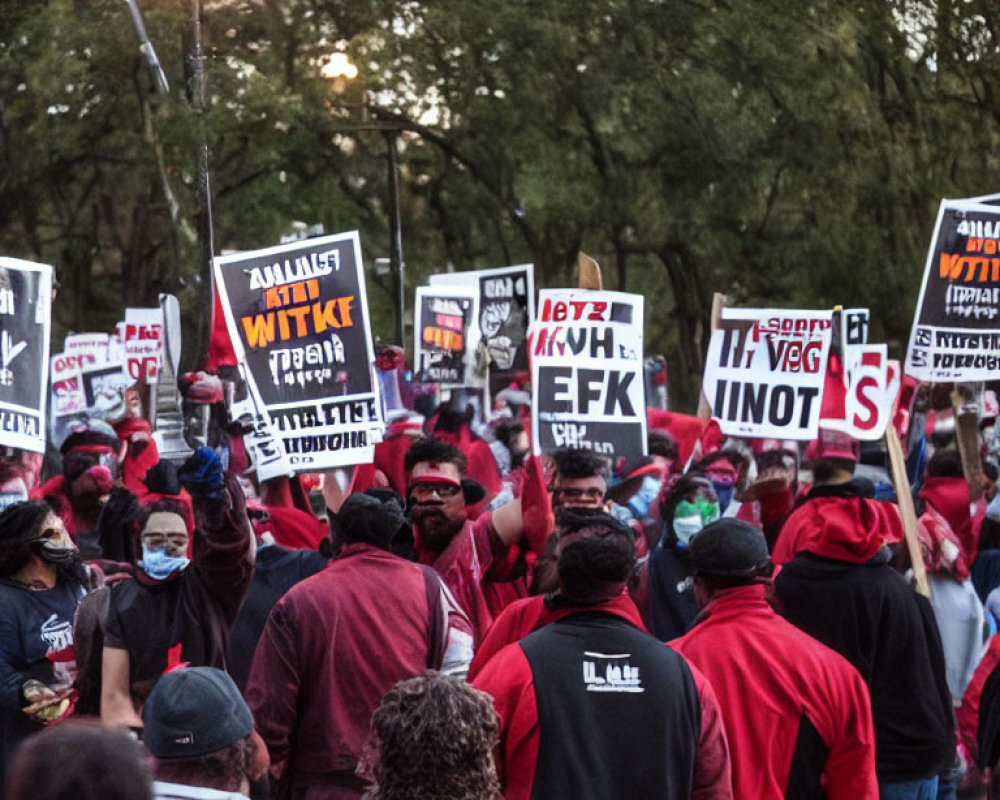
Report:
885,426,931,598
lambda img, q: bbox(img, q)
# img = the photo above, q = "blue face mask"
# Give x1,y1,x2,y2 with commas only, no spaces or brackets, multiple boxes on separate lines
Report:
627,475,662,521
140,545,190,580
712,482,734,513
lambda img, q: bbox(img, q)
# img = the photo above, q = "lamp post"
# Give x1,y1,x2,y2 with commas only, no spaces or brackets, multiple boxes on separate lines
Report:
187,0,215,368
320,52,406,349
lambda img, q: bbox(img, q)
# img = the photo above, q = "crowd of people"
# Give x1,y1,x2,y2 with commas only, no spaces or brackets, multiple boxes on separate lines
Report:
2,365,1000,800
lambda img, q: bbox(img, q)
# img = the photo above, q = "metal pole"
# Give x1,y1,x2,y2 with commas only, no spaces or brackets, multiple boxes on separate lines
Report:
189,0,215,369
384,128,405,348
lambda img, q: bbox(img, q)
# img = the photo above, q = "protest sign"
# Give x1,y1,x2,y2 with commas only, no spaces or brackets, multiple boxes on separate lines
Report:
413,286,476,386
0,258,53,453
702,308,833,440
430,264,534,377
530,290,646,462
823,344,900,441
122,307,163,383
906,198,1000,382
213,232,383,469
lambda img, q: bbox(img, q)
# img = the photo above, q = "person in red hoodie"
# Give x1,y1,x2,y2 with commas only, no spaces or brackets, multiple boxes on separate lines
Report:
34,422,120,545
773,442,955,799
672,518,878,799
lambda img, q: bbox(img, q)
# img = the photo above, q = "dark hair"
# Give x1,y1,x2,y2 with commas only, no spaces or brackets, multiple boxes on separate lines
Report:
811,459,856,485
153,735,254,794
404,437,467,475
334,490,407,551
647,431,678,461
925,449,965,480
136,497,193,533
658,472,713,544
550,448,608,481
980,517,1000,552
557,530,636,603
984,460,999,483
554,506,633,540
364,673,500,800
5,720,152,800
0,500,53,578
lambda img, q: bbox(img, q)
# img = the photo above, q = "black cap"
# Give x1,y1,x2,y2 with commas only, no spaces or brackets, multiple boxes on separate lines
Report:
142,667,253,759
689,519,770,578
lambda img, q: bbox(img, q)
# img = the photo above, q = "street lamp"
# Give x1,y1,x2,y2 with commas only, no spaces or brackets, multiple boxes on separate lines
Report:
320,52,406,350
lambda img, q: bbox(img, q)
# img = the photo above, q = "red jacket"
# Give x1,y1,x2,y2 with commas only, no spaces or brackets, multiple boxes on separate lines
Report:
468,591,647,681
471,601,732,800
672,584,878,799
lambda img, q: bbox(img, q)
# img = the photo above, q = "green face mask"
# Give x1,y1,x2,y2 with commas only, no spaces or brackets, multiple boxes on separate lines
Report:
674,498,721,526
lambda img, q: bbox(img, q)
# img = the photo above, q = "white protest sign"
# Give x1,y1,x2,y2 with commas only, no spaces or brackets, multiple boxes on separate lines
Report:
122,308,163,384
824,344,900,441
702,308,832,440
530,289,646,462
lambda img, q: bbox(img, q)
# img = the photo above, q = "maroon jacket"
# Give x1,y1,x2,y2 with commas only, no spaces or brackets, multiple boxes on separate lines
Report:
246,543,472,800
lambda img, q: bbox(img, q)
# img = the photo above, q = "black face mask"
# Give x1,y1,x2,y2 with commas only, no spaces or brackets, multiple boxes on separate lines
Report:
32,538,78,566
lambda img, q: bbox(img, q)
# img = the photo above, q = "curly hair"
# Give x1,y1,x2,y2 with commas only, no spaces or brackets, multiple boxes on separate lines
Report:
363,673,501,800
550,447,608,480
153,735,254,794
404,437,467,476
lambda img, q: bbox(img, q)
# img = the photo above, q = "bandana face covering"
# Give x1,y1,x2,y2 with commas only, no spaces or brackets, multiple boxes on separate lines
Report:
140,545,190,580
672,498,721,547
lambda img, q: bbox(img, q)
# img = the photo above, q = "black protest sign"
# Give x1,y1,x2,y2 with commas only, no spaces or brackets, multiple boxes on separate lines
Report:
530,290,646,462
906,200,1000,382
214,232,383,469
430,264,534,375
414,286,476,386
0,258,53,453
702,308,833,440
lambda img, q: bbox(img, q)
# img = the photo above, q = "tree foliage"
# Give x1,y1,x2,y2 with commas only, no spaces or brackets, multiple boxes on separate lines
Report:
3,0,1000,406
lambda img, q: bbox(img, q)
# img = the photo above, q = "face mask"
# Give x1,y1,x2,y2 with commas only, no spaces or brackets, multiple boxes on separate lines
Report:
672,498,720,546
34,537,78,565
627,475,662,521
140,545,190,580
672,515,703,547
712,482,735,513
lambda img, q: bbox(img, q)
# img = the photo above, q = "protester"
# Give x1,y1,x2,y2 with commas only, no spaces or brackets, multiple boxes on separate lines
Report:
34,421,120,545
917,450,987,703
4,720,153,800
143,666,268,800
0,500,87,783
472,511,732,799
225,528,328,691
100,451,255,728
360,672,501,800
637,471,720,639
404,436,533,642
672,519,878,798
467,507,646,680
530,447,614,594
773,431,955,797
246,491,474,799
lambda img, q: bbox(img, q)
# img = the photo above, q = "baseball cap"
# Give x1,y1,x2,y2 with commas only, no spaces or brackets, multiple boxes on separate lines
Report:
142,667,253,759
802,427,859,466
689,519,771,578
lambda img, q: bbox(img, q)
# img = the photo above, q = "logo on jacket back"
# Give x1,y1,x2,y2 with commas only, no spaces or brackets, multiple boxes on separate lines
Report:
582,651,643,693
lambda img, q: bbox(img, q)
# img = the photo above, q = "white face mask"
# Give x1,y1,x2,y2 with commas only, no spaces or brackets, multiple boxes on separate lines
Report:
672,515,703,547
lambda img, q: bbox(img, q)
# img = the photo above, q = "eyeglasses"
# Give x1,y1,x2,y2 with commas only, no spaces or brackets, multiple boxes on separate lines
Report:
556,487,605,501
408,481,462,499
